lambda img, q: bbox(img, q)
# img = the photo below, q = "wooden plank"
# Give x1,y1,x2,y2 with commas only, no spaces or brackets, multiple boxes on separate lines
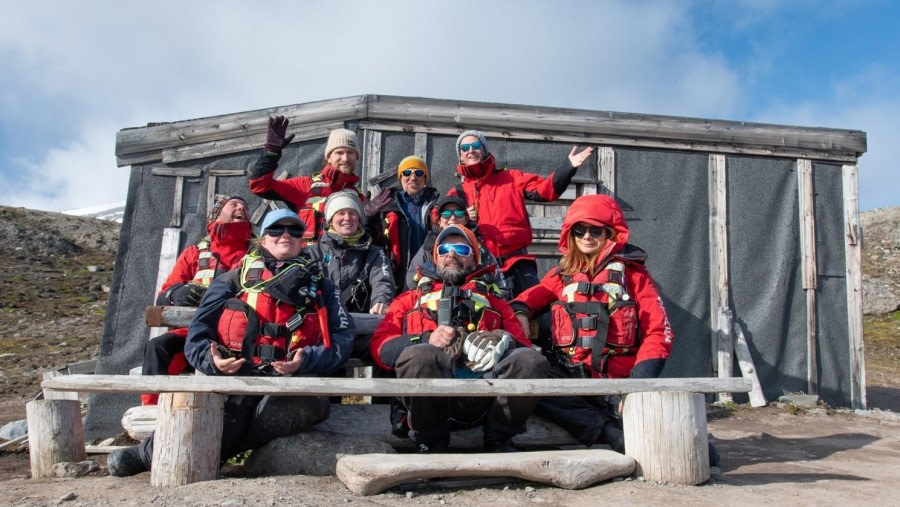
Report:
530,216,564,231
66,359,97,375
41,371,78,401
414,132,428,160
161,121,344,164
731,322,767,407
145,306,383,336
150,228,182,338
43,375,753,396
797,159,818,395
714,308,734,404
708,154,730,386
843,164,866,410
208,169,248,177
116,96,367,160
357,120,862,164
170,176,184,227
206,175,217,215
362,129,383,193
599,146,615,195
150,167,203,178
0,434,28,452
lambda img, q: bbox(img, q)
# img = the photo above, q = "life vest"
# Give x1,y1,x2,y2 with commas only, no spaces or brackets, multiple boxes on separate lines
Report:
192,237,222,287
549,261,640,373
297,173,329,246
382,211,403,271
216,253,327,374
401,277,503,336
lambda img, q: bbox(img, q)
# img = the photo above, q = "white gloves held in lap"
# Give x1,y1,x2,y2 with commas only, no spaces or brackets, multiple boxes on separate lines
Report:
463,330,512,372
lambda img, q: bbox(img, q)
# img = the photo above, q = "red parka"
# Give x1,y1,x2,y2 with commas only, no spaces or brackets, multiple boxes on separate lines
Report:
512,194,673,378
249,160,363,211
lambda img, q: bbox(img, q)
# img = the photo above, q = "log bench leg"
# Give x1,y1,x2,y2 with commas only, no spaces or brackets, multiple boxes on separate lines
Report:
151,392,224,487
26,399,87,478
622,391,709,485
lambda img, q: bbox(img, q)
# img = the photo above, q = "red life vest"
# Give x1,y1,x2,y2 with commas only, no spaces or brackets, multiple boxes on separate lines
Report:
549,260,640,373
216,253,325,372
191,237,222,287
401,278,504,336
295,173,330,246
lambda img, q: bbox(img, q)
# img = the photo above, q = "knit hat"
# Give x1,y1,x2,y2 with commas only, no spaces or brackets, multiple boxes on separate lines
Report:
455,130,490,155
324,128,359,159
324,190,364,224
434,225,481,266
397,155,429,183
259,209,305,235
436,194,468,212
207,194,248,224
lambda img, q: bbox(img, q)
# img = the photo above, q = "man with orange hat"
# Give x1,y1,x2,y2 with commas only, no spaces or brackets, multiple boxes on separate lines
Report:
370,225,549,453
249,116,365,244
140,194,253,405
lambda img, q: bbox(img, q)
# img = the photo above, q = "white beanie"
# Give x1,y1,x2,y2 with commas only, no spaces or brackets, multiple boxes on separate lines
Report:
324,128,359,159
324,190,364,224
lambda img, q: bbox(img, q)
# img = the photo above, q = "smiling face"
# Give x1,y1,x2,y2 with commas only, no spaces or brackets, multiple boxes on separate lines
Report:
435,233,475,285
438,203,469,229
330,209,360,236
216,198,249,223
260,220,304,260
327,148,359,174
400,170,426,195
458,135,485,165
572,221,611,256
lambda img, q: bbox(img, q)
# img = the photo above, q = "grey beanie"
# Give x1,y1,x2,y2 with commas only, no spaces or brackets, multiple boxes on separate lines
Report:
324,190,364,224
455,130,490,155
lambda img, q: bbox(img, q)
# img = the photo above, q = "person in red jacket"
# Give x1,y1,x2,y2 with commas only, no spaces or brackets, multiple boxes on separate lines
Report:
370,225,549,453
447,130,594,297
510,194,674,454
249,116,365,243
140,194,253,405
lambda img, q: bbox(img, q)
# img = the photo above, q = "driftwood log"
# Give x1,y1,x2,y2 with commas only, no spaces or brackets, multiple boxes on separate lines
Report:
26,399,86,478
150,392,224,487
336,450,635,495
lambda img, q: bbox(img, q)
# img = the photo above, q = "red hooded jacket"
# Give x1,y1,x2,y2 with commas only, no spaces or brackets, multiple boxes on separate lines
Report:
512,194,673,378
249,163,363,210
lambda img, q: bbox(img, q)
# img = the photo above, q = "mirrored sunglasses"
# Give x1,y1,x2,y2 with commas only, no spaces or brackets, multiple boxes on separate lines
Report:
440,209,467,219
572,225,607,239
265,225,304,238
401,169,426,178
459,141,483,152
437,243,473,257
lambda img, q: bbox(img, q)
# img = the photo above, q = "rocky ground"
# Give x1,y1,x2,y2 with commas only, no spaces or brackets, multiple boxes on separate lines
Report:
0,204,898,505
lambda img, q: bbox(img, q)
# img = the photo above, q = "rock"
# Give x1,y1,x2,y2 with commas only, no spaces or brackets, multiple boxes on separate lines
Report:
53,460,99,478
58,492,77,502
778,394,819,409
0,419,28,440
243,430,396,477
863,278,899,314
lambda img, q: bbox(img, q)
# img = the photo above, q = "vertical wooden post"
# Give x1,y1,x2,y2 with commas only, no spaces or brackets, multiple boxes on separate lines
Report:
414,132,428,161
708,154,732,402
842,164,866,410
149,228,182,339
362,130,383,193
26,400,86,478
151,392,225,487
623,391,709,485
797,159,819,395
598,146,615,196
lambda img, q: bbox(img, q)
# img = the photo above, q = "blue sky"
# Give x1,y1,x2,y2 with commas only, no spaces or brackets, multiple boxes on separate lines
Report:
0,0,897,212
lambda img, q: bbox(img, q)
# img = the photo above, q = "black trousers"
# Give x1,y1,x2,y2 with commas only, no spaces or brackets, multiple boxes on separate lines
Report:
534,364,620,446
393,344,549,447
137,394,330,469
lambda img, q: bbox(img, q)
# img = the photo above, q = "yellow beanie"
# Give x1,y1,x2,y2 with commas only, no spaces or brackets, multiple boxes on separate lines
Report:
397,155,429,182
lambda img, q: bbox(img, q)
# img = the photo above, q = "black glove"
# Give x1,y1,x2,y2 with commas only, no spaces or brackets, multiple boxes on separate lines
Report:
363,187,395,217
168,283,207,306
264,115,296,153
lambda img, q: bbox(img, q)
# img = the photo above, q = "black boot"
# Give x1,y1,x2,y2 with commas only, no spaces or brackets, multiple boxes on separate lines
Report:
107,446,148,477
598,421,625,454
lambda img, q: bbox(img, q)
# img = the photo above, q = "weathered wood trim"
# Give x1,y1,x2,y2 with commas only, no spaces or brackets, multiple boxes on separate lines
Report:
708,154,731,388
146,306,383,337
43,375,752,396
206,175,217,215
362,129,383,193
732,321,767,407
208,169,247,177
150,167,203,178
358,120,861,163
149,228,181,338
842,164,866,409
797,159,818,394
599,146,615,195
414,132,428,160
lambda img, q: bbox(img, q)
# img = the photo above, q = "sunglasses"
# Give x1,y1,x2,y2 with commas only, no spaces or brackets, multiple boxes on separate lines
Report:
437,243,473,257
265,225,304,238
401,169,426,178
440,209,467,219
459,141,483,152
572,225,608,239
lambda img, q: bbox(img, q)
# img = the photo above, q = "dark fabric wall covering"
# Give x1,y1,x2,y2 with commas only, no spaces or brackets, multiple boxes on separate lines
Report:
813,163,851,405
727,156,808,404
616,149,712,379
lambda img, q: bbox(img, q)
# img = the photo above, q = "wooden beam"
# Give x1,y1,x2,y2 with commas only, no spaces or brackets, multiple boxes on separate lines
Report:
843,164,866,410
149,228,182,338
732,321,767,407
414,132,428,160
797,159,819,395
145,306,383,336
708,154,731,391
150,167,203,178
362,129,383,194
598,146,615,195
43,375,752,397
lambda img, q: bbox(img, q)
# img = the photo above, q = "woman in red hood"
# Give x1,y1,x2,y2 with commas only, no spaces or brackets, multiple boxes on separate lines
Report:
510,194,675,454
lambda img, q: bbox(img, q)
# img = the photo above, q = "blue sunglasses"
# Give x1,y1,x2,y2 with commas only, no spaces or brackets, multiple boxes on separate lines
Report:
401,169,426,178
459,141,483,152
440,209,467,219
437,243,473,257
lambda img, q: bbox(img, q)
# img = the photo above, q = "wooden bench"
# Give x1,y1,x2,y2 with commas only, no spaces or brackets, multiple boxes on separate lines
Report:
34,375,751,488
